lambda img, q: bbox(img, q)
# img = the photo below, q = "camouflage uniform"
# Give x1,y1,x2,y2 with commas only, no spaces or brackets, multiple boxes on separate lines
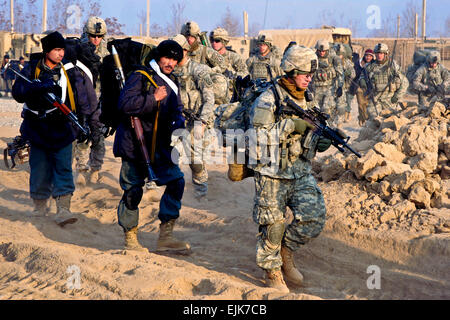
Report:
334,44,356,125
248,46,326,276
246,33,283,82
359,43,408,119
173,53,216,198
412,51,449,106
312,40,344,125
74,17,110,182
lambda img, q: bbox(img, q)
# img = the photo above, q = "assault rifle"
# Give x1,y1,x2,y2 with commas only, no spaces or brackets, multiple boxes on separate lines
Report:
283,98,361,158
111,45,157,182
3,135,30,169
7,66,89,136
361,66,379,115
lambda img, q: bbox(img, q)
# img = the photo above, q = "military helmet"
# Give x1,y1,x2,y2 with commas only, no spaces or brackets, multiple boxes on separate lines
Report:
427,50,440,64
210,27,229,43
257,33,273,46
315,39,330,51
170,34,190,51
84,16,107,36
374,43,389,54
281,45,318,74
180,21,201,37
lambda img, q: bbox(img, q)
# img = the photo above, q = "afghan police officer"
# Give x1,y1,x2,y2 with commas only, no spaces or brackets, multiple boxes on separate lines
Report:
180,21,226,73
12,31,90,227
246,33,283,82
171,34,216,199
411,50,449,106
75,16,109,185
359,43,408,120
311,39,344,125
334,43,355,127
113,40,189,253
248,45,331,292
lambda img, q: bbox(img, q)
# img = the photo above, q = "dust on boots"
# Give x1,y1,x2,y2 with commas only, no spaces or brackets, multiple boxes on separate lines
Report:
156,219,191,255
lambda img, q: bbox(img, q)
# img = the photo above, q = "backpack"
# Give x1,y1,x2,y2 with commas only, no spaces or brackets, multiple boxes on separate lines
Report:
406,49,433,93
214,80,273,181
99,38,156,131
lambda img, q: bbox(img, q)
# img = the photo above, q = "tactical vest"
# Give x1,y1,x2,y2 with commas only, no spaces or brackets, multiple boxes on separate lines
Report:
313,55,336,87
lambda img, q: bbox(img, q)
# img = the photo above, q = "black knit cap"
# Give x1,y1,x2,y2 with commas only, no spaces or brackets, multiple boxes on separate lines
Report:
41,31,66,53
154,40,183,62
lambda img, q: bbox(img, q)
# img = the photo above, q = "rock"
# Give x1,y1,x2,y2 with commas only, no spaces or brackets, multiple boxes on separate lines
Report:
439,138,450,159
427,101,446,118
380,115,410,131
379,180,391,199
440,165,450,180
348,150,384,179
390,169,426,194
365,161,411,182
393,200,416,219
381,129,400,145
389,193,404,206
321,156,347,182
373,142,407,163
407,152,438,174
351,140,376,153
401,125,440,157
408,185,431,209
379,208,396,223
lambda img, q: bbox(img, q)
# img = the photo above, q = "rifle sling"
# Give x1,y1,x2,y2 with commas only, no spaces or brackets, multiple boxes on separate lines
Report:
135,69,160,163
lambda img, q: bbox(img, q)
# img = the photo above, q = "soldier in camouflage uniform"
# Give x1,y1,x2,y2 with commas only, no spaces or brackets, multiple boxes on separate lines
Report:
334,43,356,127
209,27,248,101
311,39,344,126
171,34,216,198
359,43,408,120
248,45,331,292
180,21,226,73
75,16,109,185
411,51,449,106
246,33,283,82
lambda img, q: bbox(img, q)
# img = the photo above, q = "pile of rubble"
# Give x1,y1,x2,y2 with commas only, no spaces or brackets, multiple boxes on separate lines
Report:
315,101,449,234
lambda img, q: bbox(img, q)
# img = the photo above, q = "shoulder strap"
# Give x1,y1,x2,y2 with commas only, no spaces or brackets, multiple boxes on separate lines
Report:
135,69,159,89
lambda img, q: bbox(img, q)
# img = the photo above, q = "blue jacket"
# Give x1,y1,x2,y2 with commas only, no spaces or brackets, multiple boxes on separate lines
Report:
12,56,82,150
113,66,185,168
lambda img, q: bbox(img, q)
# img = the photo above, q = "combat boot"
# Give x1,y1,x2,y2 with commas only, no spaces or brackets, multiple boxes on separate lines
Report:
281,246,304,286
345,111,351,122
264,268,290,293
31,198,49,217
156,219,191,254
124,227,148,252
75,169,88,186
88,170,100,184
54,194,78,227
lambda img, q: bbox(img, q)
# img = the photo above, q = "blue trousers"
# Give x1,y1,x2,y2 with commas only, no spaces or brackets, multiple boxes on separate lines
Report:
117,159,185,232
29,143,75,200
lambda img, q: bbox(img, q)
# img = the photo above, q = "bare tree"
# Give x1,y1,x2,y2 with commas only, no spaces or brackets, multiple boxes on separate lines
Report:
249,22,262,37
446,16,450,37
24,0,40,34
315,9,362,37
217,6,242,36
400,1,420,37
104,17,125,35
166,1,186,36
367,13,397,38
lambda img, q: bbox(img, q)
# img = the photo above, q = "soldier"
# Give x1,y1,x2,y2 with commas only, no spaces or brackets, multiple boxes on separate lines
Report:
411,51,449,106
113,40,189,253
12,31,90,227
180,21,226,73
171,34,216,199
248,45,331,292
351,48,375,126
334,43,355,127
246,33,283,82
209,27,249,101
75,16,109,185
311,39,344,125
1,54,15,97
359,43,408,120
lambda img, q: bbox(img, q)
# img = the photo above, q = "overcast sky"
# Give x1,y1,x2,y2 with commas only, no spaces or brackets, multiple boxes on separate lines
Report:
97,0,448,37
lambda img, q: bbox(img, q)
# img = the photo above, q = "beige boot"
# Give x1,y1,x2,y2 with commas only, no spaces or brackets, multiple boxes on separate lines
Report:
156,219,191,254
88,170,101,184
124,227,148,252
31,199,49,217
75,170,88,186
264,268,290,293
345,111,351,122
54,194,78,227
281,246,304,286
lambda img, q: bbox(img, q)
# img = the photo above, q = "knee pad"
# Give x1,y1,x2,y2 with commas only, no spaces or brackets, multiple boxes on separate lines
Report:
189,163,204,174
260,221,285,247
122,186,143,210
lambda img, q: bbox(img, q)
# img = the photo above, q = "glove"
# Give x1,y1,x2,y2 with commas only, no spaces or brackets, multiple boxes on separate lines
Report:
224,69,234,79
292,119,314,135
426,85,436,95
29,78,55,94
77,115,90,144
336,86,343,97
317,137,332,152
391,94,399,104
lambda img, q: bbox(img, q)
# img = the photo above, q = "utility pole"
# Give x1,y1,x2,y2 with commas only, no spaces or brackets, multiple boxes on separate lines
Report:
396,14,400,38
422,0,426,41
42,0,47,33
146,0,150,37
414,13,418,41
243,11,248,39
10,0,14,33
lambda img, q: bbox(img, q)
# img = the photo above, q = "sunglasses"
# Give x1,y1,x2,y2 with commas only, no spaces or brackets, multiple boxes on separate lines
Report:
88,34,103,39
211,38,222,43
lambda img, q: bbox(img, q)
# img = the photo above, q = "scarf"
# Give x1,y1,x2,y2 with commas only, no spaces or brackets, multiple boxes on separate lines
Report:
149,59,178,96
278,77,305,100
